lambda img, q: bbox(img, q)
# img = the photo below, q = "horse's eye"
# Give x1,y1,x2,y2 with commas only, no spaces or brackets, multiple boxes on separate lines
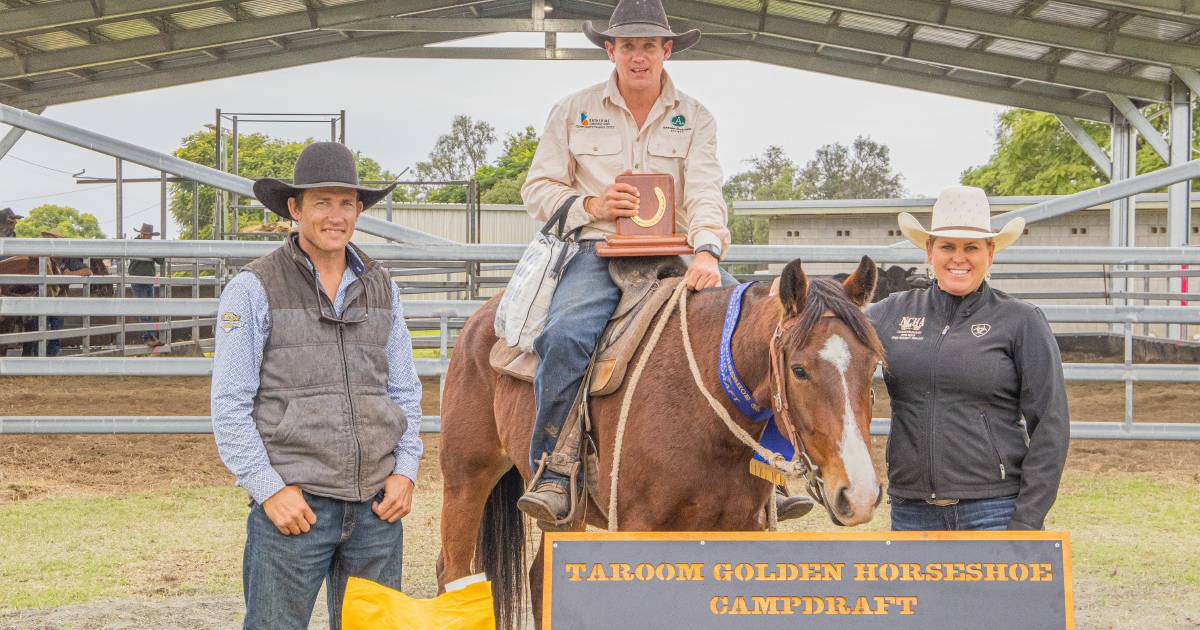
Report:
791,366,808,380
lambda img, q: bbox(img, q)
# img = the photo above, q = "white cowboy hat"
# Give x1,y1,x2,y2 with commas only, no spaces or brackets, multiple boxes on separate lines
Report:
897,186,1024,252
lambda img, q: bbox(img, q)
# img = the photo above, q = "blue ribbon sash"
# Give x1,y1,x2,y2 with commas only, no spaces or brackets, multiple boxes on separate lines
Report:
718,282,795,480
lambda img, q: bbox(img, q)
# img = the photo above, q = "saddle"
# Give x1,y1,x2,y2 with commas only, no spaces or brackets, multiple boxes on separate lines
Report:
488,256,687,396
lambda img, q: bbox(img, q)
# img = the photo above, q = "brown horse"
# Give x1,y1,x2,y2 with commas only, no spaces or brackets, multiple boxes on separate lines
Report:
437,256,886,629
0,255,62,356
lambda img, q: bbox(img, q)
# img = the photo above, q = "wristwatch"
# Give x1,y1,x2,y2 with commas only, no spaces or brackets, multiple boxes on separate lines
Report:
694,244,722,260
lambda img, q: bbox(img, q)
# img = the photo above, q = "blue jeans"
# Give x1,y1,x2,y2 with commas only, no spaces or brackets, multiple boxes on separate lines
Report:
530,248,737,487
46,316,64,357
531,244,621,486
243,490,404,630
130,283,157,341
889,495,1018,531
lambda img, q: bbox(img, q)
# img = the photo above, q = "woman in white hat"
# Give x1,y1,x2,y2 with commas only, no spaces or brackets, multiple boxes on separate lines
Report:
868,186,1069,531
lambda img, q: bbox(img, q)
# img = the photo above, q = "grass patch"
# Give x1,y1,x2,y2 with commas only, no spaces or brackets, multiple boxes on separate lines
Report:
1049,474,1200,590
0,487,247,609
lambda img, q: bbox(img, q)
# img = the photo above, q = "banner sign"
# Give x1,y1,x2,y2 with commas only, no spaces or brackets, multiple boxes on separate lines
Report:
543,532,1073,629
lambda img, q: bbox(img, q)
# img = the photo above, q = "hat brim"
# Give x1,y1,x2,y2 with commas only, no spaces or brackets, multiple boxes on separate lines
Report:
583,21,700,53
898,212,1025,252
253,179,398,220
131,230,160,236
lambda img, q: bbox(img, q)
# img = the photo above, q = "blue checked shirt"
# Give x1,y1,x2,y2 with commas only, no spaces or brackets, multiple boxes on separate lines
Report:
211,247,424,504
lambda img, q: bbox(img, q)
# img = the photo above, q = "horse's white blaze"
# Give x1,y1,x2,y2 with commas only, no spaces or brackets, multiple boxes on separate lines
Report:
819,334,877,508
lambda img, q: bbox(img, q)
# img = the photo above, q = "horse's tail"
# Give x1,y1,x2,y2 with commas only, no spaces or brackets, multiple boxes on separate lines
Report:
474,465,526,630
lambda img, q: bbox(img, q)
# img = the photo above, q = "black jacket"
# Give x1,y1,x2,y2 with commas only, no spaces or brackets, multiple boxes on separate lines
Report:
868,282,1070,530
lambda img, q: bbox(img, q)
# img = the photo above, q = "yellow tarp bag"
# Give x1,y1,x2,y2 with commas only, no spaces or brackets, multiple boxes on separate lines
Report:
341,574,496,630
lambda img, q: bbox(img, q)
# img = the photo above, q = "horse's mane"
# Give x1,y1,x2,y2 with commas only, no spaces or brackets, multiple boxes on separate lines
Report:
782,277,885,359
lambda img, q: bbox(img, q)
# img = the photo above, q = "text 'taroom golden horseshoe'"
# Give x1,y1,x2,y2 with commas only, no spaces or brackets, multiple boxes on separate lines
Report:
632,186,667,228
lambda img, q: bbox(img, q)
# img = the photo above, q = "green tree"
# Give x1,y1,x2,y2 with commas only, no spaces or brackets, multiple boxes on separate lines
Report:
169,130,404,239
795,136,906,200
478,126,538,204
415,115,497,201
723,146,799,245
722,138,905,245
960,107,1197,195
14,204,106,238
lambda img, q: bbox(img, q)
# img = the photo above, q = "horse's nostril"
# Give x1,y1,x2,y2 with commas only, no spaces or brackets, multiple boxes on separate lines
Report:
836,487,853,518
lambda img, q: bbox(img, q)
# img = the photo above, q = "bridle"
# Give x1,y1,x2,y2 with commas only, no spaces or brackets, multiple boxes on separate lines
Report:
767,311,880,523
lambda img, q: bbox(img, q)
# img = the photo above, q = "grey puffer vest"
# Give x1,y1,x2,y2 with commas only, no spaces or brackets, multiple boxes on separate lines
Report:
245,234,406,502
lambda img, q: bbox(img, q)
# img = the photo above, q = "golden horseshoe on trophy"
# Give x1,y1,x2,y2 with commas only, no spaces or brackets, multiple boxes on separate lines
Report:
632,186,667,228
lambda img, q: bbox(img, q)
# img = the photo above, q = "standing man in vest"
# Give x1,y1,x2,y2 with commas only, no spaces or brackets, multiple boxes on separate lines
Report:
517,0,763,525
211,142,423,630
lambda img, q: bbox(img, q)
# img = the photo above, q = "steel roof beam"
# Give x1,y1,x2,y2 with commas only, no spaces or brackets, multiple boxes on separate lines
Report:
799,0,1200,68
1056,114,1113,177
652,0,1169,101
0,29,467,107
0,0,470,81
0,103,42,160
558,1,1114,119
0,103,453,244
1108,93,1171,161
0,0,229,36
1073,0,1200,19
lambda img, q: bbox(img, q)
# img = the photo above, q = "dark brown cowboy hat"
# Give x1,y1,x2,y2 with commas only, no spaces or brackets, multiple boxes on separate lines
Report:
583,0,700,53
0,207,23,222
253,142,397,220
132,223,160,236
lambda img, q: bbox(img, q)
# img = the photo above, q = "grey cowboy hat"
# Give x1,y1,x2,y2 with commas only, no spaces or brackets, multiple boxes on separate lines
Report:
0,207,23,221
252,141,398,220
132,223,160,236
583,0,700,53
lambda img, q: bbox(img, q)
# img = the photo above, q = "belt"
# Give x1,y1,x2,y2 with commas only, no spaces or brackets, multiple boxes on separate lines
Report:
925,498,960,506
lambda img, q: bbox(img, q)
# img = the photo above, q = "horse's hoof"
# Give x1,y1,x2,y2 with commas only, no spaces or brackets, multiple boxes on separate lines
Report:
776,493,815,521
517,483,570,525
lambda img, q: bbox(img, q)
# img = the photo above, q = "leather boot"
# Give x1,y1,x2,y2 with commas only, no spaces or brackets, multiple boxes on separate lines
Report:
517,480,570,524
775,486,815,521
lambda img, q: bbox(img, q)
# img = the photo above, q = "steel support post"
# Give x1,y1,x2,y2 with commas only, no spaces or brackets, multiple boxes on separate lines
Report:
231,115,240,238
1168,76,1193,339
1109,110,1135,327
215,109,224,241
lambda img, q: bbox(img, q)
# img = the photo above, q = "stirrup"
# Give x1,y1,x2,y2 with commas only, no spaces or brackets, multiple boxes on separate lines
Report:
522,453,583,531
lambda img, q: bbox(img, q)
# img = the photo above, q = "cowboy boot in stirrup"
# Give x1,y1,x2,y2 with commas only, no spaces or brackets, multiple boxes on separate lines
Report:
517,478,571,524
775,486,815,521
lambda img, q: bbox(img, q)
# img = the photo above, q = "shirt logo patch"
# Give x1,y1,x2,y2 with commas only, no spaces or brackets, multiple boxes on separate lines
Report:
971,323,992,338
671,114,686,127
892,316,926,341
577,111,613,129
220,311,243,333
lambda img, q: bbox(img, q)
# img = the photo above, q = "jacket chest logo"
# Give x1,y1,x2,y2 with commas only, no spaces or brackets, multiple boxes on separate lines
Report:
892,316,926,341
971,323,992,338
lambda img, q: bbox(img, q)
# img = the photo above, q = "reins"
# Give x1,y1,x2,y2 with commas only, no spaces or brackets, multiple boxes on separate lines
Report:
607,281,830,532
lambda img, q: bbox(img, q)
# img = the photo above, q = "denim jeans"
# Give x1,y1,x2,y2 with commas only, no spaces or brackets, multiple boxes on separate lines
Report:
530,247,737,487
531,244,621,486
889,494,1018,531
243,490,404,630
130,283,157,341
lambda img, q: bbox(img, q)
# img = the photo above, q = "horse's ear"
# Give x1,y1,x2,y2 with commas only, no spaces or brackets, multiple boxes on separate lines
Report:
779,259,808,318
841,256,878,309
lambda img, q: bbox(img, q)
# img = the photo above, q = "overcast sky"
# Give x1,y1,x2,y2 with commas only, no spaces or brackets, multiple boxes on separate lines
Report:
0,33,1006,238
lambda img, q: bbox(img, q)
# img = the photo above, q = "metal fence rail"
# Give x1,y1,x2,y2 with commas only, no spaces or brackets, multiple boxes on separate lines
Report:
1,416,1193,440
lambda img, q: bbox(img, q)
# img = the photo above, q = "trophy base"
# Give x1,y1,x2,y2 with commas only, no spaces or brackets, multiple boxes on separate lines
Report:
595,233,693,258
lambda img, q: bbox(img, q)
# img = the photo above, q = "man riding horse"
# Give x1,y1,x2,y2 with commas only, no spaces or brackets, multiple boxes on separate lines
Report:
516,0,811,525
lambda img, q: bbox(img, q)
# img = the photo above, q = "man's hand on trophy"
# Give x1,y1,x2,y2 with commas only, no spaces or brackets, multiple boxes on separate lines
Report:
586,171,640,221
686,251,722,291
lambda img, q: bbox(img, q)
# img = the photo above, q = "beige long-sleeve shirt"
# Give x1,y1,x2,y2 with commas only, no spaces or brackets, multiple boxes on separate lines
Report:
521,71,730,255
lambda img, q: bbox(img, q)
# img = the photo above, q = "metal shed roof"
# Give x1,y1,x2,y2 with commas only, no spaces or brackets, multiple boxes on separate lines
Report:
1,0,1198,119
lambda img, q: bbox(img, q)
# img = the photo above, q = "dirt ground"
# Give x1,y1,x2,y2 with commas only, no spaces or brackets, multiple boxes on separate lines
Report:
1,375,1198,628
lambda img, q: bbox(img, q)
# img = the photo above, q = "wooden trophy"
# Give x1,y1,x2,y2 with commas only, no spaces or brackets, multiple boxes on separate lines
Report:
595,173,694,257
